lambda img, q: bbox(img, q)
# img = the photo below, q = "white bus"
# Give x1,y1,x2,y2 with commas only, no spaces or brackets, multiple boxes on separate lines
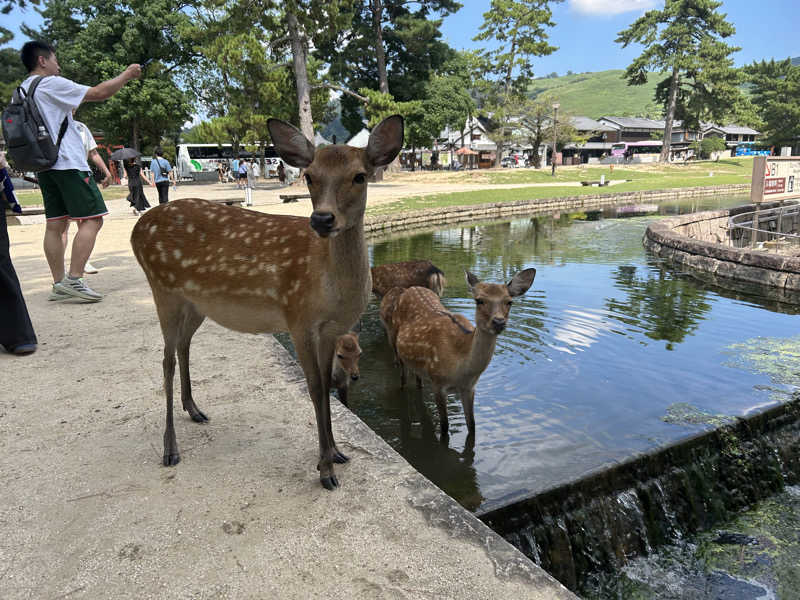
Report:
175,143,279,181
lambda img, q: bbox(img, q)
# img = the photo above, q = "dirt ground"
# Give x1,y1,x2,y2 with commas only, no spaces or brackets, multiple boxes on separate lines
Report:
1,183,574,600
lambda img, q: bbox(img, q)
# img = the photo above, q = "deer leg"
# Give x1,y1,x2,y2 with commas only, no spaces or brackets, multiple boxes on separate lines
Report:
460,388,476,435
294,332,340,490
154,292,185,466
434,387,449,437
177,306,207,422
336,384,349,408
317,333,349,465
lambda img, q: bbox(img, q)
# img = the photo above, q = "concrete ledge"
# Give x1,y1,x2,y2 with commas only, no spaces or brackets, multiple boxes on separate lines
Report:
643,204,800,292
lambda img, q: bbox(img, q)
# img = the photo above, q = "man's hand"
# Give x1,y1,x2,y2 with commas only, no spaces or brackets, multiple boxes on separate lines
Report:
125,64,142,80
100,173,112,188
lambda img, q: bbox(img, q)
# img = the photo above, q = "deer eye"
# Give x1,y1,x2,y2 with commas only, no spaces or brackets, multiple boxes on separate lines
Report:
337,354,345,360
353,173,366,184
304,174,312,185
475,299,485,305
507,300,513,307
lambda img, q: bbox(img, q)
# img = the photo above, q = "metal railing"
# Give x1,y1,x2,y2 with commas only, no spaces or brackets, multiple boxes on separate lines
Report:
728,201,800,252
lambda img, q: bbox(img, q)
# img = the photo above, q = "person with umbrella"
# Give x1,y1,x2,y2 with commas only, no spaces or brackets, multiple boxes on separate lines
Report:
111,148,151,215
17,40,141,303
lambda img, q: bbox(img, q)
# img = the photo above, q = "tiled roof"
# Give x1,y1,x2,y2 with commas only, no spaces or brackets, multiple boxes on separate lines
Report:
599,116,665,129
570,116,616,132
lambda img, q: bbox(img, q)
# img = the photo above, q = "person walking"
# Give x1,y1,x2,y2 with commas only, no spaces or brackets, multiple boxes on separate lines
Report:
244,159,255,207
150,147,174,205
231,157,240,188
0,151,37,355
252,159,260,184
18,40,141,303
124,157,151,215
237,159,247,189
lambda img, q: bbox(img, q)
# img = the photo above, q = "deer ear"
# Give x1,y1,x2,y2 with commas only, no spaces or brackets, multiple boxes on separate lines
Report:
507,268,536,297
366,115,404,167
267,119,315,168
465,270,480,294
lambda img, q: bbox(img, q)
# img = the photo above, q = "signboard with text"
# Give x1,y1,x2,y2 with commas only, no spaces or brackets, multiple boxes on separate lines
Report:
751,156,800,203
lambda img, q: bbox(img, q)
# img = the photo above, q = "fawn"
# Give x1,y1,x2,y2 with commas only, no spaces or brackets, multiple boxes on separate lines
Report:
385,268,535,435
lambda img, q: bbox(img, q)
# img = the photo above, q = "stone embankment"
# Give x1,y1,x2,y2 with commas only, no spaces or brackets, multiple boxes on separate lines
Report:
644,201,800,292
365,183,749,238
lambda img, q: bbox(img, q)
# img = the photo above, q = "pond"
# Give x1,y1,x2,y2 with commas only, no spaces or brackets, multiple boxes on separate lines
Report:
289,195,800,513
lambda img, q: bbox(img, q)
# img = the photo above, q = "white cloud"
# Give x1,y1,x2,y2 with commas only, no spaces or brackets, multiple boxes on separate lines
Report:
569,0,659,16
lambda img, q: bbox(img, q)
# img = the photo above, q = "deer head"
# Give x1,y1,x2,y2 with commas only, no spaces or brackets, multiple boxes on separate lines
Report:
465,268,536,334
267,116,404,238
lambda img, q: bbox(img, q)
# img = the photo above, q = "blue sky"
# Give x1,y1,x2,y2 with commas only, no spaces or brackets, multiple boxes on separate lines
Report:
3,0,797,75
439,0,798,74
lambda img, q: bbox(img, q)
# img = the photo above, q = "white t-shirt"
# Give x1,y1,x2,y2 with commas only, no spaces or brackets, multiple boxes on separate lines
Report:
19,75,90,171
73,121,97,156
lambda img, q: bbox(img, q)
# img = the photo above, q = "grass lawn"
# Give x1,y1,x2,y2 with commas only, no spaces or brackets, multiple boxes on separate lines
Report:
368,158,754,214
13,185,131,208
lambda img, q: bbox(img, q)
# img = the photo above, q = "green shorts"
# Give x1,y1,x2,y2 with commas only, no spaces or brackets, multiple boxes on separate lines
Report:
38,169,108,221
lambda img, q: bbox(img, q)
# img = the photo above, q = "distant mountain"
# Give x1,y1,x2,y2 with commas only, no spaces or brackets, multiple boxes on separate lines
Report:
792,56,800,66
527,69,662,119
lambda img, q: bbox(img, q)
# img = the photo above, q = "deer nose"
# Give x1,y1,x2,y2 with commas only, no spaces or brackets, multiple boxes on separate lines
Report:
350,373,359,381
310,211,335,236
491,317,506,333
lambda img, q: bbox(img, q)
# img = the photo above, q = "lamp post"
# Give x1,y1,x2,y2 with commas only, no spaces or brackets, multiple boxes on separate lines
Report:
551,103,560,176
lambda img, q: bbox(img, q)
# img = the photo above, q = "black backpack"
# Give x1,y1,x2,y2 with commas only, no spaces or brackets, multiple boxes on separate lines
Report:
2,76,68,173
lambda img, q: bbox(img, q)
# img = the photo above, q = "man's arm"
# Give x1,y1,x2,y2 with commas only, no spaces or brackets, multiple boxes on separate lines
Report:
83,64,142,102
89,149,112,188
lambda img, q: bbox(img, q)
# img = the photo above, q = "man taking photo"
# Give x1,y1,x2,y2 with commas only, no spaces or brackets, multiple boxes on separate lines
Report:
18,40,141,302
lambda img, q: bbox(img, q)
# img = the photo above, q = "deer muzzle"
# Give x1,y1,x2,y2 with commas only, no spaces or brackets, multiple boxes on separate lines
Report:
491,317,506,333
310,211,337,237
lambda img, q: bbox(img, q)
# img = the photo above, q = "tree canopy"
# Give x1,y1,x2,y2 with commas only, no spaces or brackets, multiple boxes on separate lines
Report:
744,58,800,148
616,0,742,162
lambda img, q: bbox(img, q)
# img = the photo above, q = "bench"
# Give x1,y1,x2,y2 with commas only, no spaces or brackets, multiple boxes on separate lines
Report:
580,180,610,187
280,194,311,203
208,197,245,206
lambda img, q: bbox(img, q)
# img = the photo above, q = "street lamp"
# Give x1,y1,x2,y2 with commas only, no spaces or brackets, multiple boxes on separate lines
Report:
551,103,560,176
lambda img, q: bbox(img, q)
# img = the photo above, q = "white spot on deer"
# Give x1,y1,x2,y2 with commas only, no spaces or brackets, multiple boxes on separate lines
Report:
160,253,169,263
185,280,199,291
149,224,158,235
282,259,293,267
155,241,164,252
219,215,230,223
265,288,278,301
186,223,195,234
173,249,182,260
149,254,158,263
167,272,176,282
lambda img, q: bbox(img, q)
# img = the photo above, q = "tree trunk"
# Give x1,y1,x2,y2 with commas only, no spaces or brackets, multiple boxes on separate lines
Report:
287,12,314,141
132,121,139,151
660,66,679,163
371,0,389,94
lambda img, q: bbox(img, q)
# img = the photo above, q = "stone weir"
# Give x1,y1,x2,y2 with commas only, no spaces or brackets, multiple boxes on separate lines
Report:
644,201,800,292
476,395,800,594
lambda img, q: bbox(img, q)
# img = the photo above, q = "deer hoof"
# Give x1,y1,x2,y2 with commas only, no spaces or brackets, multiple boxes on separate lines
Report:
320,475,339,490
333,449,350,464
189,410,209,423
163,452,181,466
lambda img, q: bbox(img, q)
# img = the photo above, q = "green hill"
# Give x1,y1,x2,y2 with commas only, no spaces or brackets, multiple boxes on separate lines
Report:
527,69,663,119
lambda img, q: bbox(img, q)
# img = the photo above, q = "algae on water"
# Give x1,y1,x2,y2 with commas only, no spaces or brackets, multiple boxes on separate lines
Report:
723,336,800,389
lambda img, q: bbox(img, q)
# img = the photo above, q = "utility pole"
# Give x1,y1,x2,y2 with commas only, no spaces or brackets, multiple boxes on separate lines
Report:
551,103,559,176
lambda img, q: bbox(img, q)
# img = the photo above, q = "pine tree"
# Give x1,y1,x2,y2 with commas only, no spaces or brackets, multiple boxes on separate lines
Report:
616,0,742,163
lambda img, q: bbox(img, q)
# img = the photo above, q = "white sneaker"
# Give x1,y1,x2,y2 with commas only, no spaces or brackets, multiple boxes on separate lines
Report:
53,277,103,302
83,260,99,274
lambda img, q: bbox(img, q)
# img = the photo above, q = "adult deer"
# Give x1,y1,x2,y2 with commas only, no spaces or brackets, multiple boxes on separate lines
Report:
389,268,535,436
371,260,446,298
331,331,361,407
130,115,404,490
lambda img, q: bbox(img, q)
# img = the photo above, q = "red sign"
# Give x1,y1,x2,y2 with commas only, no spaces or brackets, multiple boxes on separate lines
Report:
764,178,786,195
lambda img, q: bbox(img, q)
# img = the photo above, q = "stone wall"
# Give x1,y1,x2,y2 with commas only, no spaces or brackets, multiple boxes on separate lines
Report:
644,203,800,292
364,183,749,238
